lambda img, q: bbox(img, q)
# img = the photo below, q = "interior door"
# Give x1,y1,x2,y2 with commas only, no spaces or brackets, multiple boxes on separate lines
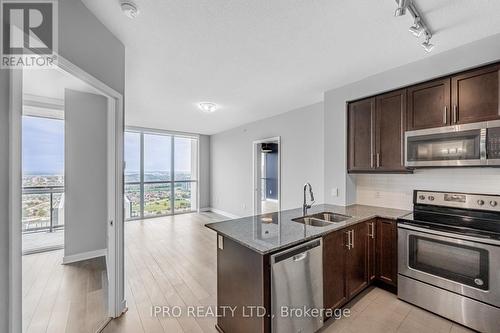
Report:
452,64,500,124
348,98,375,171
375,89,406,171
407,78,451,130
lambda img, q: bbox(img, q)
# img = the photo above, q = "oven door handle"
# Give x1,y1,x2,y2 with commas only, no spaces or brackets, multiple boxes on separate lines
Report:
398,223,500,246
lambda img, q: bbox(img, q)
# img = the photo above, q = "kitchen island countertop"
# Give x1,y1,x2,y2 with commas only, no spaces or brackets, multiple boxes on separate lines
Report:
205,204,410,255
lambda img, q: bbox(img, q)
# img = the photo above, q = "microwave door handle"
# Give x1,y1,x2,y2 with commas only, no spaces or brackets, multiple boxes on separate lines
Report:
480,128,487,161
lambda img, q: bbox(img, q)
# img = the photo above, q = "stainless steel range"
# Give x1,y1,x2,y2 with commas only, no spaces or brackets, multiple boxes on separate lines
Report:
398,190,500,333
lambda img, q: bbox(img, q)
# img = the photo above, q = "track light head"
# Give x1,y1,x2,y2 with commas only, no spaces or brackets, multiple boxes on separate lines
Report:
421,35,434,52
409,18,424,37
394,0,410,17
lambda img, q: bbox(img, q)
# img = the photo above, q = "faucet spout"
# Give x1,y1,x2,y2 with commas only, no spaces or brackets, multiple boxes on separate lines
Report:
303,183,315,216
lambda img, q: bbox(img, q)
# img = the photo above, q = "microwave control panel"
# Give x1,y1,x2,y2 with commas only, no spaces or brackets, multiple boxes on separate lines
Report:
487,127,500,159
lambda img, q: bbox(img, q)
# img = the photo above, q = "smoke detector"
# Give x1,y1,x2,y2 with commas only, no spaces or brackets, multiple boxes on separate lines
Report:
120,1,140,19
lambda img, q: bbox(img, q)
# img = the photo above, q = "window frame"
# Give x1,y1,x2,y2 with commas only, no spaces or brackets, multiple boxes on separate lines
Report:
124,127,199,220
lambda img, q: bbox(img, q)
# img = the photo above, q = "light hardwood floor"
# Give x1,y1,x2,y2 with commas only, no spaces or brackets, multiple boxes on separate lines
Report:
22,250,108,333
24,212,476,333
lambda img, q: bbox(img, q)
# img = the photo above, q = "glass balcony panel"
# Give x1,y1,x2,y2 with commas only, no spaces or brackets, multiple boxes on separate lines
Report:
22,193,51,231
125,184,141,219
174,182,197,213
144,183,171,217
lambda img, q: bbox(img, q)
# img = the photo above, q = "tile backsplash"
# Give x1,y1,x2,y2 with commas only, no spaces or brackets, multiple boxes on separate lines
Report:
352,168,500,210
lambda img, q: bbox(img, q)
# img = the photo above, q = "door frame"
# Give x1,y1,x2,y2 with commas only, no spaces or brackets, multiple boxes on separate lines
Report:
9,55,125,332
252,136,281,215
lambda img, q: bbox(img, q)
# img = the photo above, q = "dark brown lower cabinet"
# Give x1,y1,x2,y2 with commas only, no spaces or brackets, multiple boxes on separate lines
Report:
323,218,398,314
376,218,398,287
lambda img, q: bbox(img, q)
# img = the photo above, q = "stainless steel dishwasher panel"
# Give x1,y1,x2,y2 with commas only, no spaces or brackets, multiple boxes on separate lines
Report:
271,239,323,333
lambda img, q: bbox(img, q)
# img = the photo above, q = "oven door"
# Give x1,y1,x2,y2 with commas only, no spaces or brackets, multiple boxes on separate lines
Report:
405,122,487,167
398,224,500,307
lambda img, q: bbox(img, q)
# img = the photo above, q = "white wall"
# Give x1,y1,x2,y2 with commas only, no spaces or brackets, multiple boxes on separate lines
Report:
199,135,211,210
324,33,500,209
0,70,9,333
64,90,108,258
210,102,324,217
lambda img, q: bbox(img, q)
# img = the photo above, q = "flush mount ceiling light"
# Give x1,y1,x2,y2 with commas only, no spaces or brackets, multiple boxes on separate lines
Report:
198,102,218,113
421,34,435,52
120,0,140,19
394,0,410,17
393,0,435,52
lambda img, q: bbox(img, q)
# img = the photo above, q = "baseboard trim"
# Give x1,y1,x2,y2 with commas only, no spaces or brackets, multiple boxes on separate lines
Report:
207,208,241,219
63,248,107,265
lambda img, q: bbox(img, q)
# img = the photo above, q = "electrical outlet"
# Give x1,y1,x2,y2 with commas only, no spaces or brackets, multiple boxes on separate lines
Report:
375,191,381,198
331,188,339,197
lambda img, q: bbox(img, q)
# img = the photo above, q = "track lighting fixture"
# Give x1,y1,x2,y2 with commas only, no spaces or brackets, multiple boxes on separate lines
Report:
393,0,435,52
421,34,434,53
394,0,410,17
409,18,424,37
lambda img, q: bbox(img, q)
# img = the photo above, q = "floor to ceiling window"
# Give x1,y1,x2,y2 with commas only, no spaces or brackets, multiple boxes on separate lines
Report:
124,129,199,220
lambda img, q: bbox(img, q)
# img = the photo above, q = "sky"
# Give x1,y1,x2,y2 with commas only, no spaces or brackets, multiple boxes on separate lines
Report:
23,116,194,176
22,116,64,175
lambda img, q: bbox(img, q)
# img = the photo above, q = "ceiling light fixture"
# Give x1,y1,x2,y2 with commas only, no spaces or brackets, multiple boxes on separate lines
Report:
393,0,435,52
120,0,140,19
198,102,218,113
394,0,410,17
421,34,435,52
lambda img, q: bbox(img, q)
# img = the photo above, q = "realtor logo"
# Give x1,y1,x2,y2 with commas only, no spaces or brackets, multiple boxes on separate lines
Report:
1,0,58,68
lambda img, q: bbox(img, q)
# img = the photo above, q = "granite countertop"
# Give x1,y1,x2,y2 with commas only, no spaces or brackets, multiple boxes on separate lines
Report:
205,204,411,255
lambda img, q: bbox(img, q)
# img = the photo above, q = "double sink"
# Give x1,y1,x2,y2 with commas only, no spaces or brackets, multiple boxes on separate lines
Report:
292,211,351,227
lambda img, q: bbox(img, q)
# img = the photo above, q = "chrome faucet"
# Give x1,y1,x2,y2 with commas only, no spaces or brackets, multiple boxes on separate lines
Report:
303,182,315,216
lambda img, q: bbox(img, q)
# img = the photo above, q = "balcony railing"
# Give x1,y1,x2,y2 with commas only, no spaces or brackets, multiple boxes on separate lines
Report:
22,186,64,233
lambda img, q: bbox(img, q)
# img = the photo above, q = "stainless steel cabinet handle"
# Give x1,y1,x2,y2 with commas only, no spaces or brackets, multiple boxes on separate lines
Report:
345,231,351,250
368,222,375,239
351,230,355,249
443,106,447,124
453,105,458,123
376,153,380,168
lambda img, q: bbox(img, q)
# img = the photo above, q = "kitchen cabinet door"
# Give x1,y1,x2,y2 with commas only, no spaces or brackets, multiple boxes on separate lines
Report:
346,222,369,299
375,89,407,172
407,78,451,130
348,98,375,172
451,64,500,124
367,220,377,282
323,230,348,311
376,219,398,287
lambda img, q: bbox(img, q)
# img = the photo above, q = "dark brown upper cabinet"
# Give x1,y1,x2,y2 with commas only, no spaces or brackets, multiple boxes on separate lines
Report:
451,64,500,124
347,98,375,171
407,78,451,130
375,89,407,172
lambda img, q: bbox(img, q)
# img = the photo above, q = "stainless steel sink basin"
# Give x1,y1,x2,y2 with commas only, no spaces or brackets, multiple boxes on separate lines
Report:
292,212,351,227
291,217,335,227
307,212,351,223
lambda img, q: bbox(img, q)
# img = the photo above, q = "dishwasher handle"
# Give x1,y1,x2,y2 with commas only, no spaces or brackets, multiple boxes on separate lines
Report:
271,239,321,264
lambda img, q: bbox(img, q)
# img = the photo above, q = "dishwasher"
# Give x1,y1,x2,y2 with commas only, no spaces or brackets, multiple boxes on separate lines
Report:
271,238,323,333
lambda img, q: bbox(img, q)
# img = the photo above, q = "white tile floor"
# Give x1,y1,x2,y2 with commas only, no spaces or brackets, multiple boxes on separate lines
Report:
322,287,476,333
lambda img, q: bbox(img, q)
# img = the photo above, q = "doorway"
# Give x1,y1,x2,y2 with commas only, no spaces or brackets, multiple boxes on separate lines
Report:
253,137,281,215
10,58,125,333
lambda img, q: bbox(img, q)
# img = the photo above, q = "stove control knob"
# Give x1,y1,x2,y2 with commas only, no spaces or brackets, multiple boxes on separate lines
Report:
428,196,435,201
419,195,426,200
490,200,498,207
477,200,485,206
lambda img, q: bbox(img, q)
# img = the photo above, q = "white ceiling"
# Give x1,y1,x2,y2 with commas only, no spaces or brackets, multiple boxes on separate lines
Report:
81,0,500,135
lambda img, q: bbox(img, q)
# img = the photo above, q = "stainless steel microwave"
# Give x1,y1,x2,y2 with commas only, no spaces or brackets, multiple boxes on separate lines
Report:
405,120,500,167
